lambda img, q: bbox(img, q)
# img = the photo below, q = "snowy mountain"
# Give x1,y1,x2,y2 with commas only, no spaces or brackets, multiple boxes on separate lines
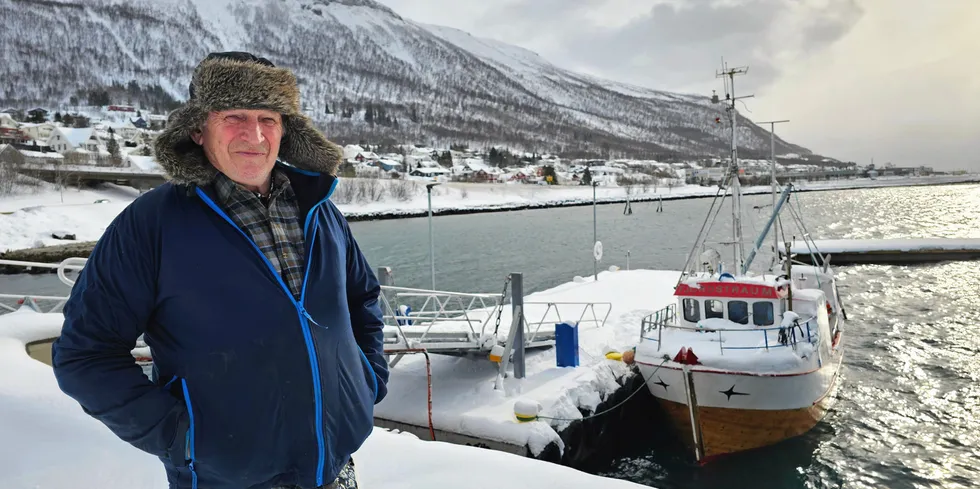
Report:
1,0,813,159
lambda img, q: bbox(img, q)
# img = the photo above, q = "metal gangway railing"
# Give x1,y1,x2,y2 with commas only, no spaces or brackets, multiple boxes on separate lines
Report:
376,268,612,372
0,257,87,313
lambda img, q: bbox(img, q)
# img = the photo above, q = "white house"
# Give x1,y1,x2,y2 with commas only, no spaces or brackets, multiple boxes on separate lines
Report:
0,113,17,128
47,127,99,154
19,122,58,142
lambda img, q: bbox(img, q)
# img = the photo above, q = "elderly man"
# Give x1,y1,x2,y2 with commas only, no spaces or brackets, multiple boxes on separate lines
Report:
52,52,388,489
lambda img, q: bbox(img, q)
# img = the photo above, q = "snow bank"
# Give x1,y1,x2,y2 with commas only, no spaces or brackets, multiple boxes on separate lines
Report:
793,238,980,254
0,310,648,489
376,269,681,452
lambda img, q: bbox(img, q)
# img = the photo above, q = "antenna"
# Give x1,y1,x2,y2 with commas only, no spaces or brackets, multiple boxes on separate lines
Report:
711,59,754,273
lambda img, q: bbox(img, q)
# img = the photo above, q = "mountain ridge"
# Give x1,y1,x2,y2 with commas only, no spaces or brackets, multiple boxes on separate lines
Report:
0,0,819,160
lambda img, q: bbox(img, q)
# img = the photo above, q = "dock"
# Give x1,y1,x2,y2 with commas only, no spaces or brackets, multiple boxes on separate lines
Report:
790,238,980,265
371,268,678,467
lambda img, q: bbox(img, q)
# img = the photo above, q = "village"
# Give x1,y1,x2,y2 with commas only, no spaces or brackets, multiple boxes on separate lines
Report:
0,104,938,196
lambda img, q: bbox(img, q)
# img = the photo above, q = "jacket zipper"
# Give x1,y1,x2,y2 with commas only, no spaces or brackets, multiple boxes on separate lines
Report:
195,179,336,486
181,379,198,489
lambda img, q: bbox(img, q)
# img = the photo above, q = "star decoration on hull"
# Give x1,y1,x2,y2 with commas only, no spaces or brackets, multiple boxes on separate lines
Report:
720,384,750,401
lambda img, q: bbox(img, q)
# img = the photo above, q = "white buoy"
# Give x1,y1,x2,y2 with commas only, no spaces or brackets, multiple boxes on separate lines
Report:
608,265,620,272
514,399,542,422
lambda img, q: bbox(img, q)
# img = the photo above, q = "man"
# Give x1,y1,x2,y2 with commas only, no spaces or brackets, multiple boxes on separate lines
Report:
52,52,388,489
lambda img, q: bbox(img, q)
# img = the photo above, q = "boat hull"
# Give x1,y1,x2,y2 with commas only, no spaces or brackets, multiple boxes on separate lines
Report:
637,345,842,461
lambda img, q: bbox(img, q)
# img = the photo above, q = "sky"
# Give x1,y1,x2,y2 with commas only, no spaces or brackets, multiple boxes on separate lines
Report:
377,0,979,171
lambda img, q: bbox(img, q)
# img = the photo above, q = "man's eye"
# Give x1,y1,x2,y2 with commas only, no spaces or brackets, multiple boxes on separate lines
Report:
226,115,245,123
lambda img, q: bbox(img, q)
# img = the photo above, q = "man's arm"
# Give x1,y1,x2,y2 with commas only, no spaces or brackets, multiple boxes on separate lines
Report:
52,210,187,464
343,218,389,404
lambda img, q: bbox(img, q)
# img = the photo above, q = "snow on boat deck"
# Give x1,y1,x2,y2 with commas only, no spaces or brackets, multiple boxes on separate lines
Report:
790,238,980,265
375,269,680,454
0,309,648,489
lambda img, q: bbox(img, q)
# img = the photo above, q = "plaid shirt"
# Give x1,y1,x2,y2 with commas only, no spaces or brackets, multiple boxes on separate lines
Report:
213,169,306,299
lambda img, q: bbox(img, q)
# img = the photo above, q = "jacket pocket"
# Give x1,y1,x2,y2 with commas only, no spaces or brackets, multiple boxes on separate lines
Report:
357,349,379,401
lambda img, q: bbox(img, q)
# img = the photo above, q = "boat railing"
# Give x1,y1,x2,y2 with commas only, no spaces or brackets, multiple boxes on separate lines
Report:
0,258,87,314
641,305,818,355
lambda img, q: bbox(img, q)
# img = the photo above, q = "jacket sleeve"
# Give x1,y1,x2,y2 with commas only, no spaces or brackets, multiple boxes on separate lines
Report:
343,217,390,404
52,207,187,463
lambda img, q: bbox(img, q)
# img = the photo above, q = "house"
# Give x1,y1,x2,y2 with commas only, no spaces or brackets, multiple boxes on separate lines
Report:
410,167,451,179
27,108,49,121
1,143,64,166
0,127,28,145
19,122,58,142
125,154,163,173
147,114,168,130
130,117,148,129
0,113,17,128
48,127,99,154
354,151,380,163
374,159,403,172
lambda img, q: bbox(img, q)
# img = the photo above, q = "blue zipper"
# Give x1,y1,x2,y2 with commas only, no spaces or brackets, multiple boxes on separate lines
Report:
196,179,337,486
181,379,198,489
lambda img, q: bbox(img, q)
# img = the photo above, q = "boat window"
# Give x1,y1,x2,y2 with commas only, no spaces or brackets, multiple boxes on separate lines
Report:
683,298,701,322
705,300,724,319
753,302,774,326
728,301,749,324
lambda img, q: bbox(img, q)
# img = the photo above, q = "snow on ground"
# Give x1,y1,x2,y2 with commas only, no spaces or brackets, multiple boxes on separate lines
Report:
0,174,976,252
0,182,140,251
793,238,980,254
376,269,681,453
0,308,648,489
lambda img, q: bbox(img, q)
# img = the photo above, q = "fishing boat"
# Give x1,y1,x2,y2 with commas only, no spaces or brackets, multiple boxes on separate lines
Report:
632,62,845,463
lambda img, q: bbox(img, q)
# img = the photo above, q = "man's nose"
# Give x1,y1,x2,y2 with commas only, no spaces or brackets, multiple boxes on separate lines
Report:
240,120,266,145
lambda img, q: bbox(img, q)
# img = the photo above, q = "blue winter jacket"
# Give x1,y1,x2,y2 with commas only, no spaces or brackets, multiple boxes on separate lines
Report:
52,165,388,489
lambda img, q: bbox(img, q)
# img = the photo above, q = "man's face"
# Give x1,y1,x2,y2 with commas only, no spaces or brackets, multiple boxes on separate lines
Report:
192,109,283,190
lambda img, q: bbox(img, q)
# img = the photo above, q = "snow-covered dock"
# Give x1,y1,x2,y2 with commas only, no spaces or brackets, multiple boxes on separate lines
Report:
374,269,679,460
0,306,651,489
790,238,980,265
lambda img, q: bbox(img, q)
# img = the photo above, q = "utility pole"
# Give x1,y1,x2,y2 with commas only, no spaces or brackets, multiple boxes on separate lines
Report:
758,119,790,263
714,60,753,273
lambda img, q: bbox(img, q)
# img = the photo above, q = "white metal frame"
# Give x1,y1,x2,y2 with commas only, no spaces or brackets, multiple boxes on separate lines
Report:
0,258,86,313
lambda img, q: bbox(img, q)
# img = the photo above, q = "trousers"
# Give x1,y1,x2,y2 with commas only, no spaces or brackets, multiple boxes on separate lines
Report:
274,459,358,489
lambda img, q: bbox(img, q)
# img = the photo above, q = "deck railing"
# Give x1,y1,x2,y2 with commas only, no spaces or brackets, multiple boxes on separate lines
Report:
0,258,86,313
640,304,817,355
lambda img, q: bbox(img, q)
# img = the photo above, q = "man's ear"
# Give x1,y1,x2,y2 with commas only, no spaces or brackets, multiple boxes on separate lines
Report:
190,129,203,145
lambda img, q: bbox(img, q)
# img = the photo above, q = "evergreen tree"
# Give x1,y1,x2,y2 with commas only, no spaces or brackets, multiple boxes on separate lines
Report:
582,167,593,185
54,112,63,123
437,150,453,167
69,96,79,107
136,110,142,118
140,145,153,157
62,114,75,126
106,128,122,166
541,165,558,185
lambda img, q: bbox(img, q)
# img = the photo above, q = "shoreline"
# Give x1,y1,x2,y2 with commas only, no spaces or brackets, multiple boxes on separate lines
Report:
342,177,980,222
0,177,977,262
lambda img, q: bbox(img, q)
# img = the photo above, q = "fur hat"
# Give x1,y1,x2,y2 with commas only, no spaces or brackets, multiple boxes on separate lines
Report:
154,52,342,186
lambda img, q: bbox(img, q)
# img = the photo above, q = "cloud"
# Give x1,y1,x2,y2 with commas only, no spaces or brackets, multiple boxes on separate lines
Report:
466,0,863,94
378,0,979,170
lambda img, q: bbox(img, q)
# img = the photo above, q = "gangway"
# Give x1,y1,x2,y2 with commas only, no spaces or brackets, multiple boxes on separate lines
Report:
376,268,612,368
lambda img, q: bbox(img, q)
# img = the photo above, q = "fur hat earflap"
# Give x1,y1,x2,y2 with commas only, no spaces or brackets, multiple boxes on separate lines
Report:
155,52,342,186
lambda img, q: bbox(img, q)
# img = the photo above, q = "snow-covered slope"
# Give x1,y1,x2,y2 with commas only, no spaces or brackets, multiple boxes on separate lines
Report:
1,0,810,158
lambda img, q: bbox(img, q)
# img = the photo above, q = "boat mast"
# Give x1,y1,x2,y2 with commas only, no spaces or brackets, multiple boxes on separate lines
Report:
715,61,752,273
759,119,789,265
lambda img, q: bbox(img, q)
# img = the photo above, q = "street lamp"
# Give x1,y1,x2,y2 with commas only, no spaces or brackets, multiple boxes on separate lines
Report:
426,182,440,290
592,181,599,281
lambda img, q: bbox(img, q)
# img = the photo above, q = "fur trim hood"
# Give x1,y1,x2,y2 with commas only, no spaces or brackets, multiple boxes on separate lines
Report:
155,53,342,186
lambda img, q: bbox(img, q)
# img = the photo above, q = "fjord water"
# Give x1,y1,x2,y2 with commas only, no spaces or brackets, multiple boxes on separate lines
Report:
4,183,979,488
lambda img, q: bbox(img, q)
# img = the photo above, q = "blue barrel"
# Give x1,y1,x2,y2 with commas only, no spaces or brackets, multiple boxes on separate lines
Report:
555,322,580,367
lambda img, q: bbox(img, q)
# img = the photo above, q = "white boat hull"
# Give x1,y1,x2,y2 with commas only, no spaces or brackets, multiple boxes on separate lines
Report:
636,341,843,461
